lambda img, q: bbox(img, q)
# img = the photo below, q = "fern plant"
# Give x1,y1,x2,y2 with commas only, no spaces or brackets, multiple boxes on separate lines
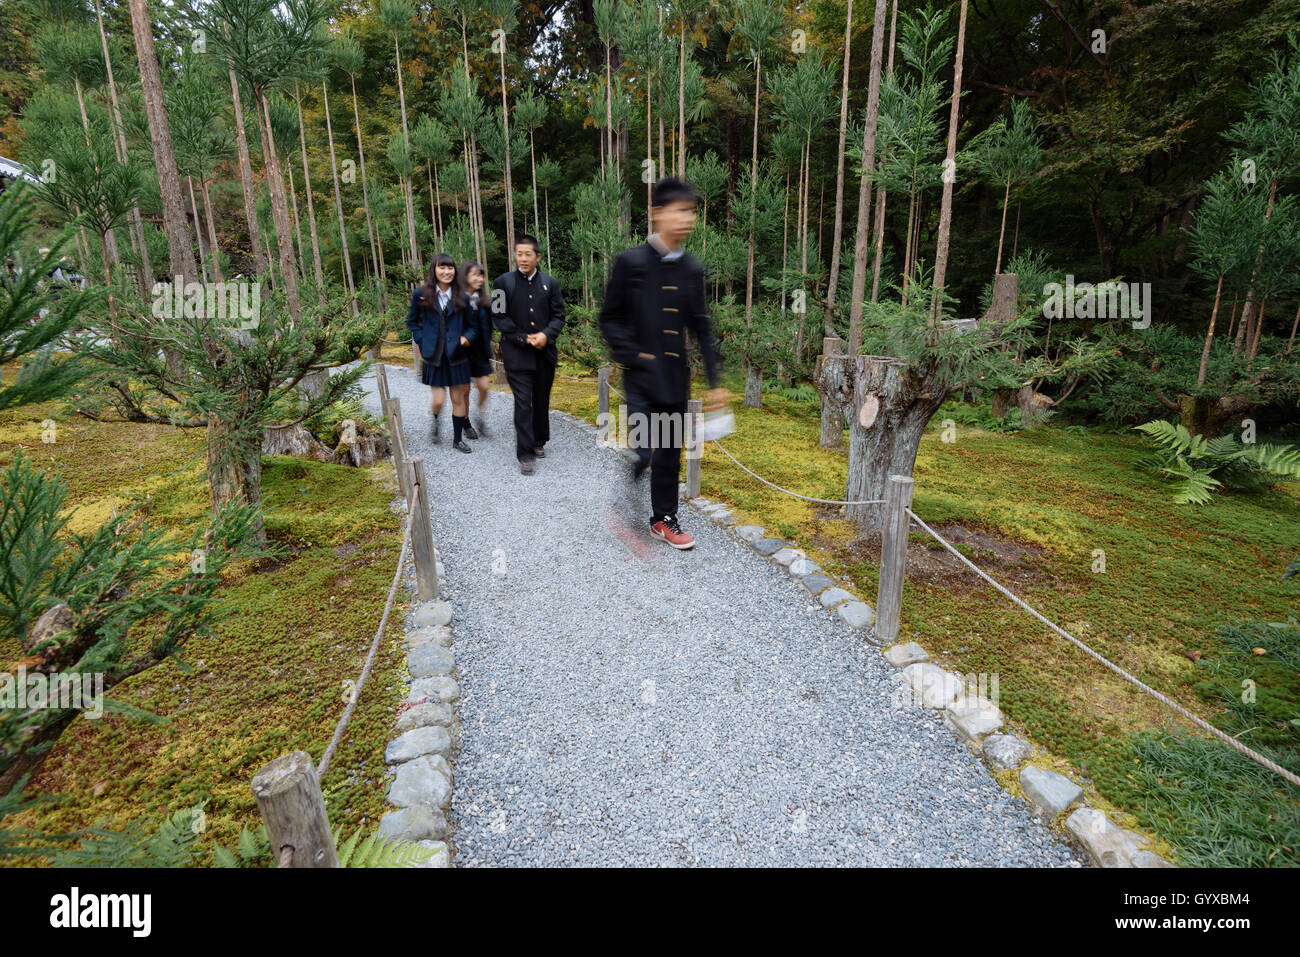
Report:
1134,419,1300,504
51,806,207,867
331,822,437,867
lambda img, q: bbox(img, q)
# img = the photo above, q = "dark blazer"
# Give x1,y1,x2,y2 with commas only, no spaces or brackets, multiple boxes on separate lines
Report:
491,267,565,370
598,242,721,407
468,292,493,365
406,286,478,365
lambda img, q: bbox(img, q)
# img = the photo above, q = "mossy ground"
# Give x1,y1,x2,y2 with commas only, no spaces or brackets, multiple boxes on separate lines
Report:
1,358,411,865
546,359,1300,866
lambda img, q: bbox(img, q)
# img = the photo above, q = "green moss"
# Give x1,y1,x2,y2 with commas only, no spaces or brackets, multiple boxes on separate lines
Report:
2,363,408,864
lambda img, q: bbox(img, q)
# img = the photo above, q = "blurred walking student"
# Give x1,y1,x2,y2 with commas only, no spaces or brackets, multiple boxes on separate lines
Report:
460,259,494,439
598,176,727,550
492,235,566,475
406,253,478,453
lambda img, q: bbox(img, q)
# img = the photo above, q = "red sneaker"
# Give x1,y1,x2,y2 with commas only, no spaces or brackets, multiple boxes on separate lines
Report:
650,514,695,550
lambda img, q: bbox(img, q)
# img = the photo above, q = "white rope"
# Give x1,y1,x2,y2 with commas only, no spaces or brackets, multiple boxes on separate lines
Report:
317,489,417,780
709,439,885,507
904,507,1300,789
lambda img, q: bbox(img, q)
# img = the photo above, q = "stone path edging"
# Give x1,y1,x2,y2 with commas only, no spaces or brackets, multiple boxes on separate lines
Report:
368,460,456,868
657,443,1178,870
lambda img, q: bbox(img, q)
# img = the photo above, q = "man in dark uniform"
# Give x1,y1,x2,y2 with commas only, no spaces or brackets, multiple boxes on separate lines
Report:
492,235,566,474
598,177,728,550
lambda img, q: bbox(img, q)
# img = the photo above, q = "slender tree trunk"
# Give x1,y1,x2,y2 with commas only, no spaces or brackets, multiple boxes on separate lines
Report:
869,0,899,304
929,0,969,321
321,80,356,308
128,0,197,296
350,74,382,304
73,76,121,277
544,185,551,273
848,0,889,352
994,179,1010,276
96,0,151,300
499,40,516,261
1196,273,1224,387
294,85,326,302
678,22,692,177
253,89,303,326
228,63,266,277
1011,201,1022,260
1285,300,1300,354
188,176,210,284
870,185,887,301
1248,299,1267,359
824,0,855,339
434,162,444,244
394,36,420,273
644,75,653,226
288,164,305,276
200,179,223,283
743,51,762,408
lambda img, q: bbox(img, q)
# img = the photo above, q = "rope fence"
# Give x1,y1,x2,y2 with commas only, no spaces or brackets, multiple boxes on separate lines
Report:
316,487,416,780
249,366,446,866
898,500,1300,790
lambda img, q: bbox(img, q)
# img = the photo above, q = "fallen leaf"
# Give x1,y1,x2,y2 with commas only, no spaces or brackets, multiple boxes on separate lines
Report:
1184,650,1202,662
1252,647,1267,656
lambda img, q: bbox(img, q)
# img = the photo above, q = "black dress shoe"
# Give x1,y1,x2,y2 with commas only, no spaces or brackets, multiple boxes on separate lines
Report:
453,439,472,453
519,457,535,475
533,445,546,458
463,423,479,440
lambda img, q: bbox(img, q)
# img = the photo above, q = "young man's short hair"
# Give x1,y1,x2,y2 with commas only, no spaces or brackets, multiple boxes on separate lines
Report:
515,234,541,253
651,176,698,209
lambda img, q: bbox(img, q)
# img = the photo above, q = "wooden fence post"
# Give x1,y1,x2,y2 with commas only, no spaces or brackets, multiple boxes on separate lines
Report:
875,474,915,645
385,397,411,505
250,750,339,868
411,339,420,375
407,456,439,600
492,356,507,386
598,364,610,422
685,397,702,499
376,362,390,409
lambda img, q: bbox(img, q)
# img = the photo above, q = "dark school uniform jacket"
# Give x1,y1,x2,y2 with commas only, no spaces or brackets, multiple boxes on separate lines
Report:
597,241,721,407
468,290,494,364
491,267,565,371
406,286,478,365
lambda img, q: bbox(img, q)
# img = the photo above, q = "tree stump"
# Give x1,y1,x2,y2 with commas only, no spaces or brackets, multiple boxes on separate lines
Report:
262,423,336,463
333,417,391,467
846,354,952,531
816,337,851,450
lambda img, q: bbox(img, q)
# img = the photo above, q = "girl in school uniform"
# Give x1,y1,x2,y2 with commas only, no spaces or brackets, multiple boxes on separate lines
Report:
406,252,478,452
459,259,494,439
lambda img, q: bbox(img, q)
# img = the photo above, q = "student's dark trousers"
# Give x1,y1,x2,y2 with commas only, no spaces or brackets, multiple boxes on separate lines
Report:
504,360,556,459
625,382,687,522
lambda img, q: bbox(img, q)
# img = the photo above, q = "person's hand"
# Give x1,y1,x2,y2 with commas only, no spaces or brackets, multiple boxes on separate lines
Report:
459,336,470,348
531,332,549,348
704,387,729,412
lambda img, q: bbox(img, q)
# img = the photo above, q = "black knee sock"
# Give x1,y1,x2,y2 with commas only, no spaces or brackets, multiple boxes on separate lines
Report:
453,415,466,443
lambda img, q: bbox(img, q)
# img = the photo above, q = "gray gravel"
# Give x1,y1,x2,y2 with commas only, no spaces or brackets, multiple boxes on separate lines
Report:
357,362,1081,868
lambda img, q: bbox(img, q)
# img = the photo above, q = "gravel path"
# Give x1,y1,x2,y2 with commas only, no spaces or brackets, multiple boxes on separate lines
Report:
359,362,1081,867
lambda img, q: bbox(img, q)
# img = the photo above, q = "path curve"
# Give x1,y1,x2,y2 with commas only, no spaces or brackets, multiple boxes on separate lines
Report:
361,363,1080,867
